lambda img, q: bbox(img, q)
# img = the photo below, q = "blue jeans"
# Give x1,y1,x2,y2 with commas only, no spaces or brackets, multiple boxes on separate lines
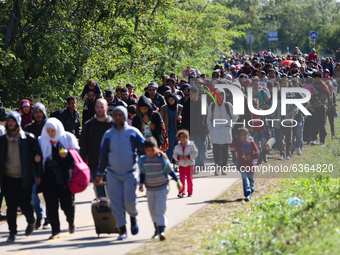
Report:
291,118,304,154
31,181,44,218
90,166,106,198
190,134,207,167
253,130,266,155
327,111,335,136
241,171,255,197
166,134,177,162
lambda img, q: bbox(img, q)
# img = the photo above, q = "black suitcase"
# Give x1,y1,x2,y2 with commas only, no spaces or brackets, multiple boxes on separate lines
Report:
91,183,118,236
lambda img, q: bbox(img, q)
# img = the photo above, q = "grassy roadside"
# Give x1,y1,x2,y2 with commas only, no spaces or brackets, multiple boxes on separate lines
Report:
130,118,340,255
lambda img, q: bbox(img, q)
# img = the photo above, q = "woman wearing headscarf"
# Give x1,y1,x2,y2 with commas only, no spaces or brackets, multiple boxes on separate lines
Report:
37,117,79,240
132,95,164,148
19,99,33,128
160,93,183,160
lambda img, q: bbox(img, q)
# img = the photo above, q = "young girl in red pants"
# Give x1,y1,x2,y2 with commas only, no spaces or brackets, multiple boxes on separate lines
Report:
173,130,198,198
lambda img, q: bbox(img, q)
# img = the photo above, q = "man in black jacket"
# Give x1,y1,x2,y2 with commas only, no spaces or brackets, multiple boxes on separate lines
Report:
82,90,97,125
0,111,41,242
51,96,81,139
146,82,166,110
24,102,47,138
121,87,138,106
24,102,51,230
79,99,113,196
105,89,127,116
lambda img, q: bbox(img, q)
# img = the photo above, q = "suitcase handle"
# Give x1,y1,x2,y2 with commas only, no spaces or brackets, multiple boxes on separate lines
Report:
93,182,110,208
94,181,107,186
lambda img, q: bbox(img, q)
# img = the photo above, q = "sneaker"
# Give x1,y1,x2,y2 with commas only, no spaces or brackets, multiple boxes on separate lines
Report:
244,196,251,202
311,140,319,145
35,216,43,230
286,155,291,160
130,217,139,235
7,235,15,243
320,143,325,147
297,148,302,155
160,232,166,241
188,194,192,197
152,224,159,239
25,222,35,236
0,214,7,221
177,193,184,198
117,233,127,240
69,224,75,234
278,155,284,160
152,233,159,239
43,222,51,229
48,232,60,240
117,226,127,240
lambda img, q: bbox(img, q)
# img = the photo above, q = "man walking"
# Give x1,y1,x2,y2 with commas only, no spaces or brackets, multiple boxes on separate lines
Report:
51,96,81,139
80,99,113,196
0,111,41,242
95,106,145,240
24,103,51,230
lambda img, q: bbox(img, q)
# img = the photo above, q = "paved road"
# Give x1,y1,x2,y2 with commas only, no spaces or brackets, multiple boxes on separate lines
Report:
0,152,239,255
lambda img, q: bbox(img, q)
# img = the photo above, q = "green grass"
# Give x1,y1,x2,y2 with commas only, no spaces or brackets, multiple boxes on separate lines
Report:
202,119,340,255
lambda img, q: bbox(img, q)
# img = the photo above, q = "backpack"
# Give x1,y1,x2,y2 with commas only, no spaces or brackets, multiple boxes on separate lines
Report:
211,102,232,119
153,112,169,152
68,149,91,194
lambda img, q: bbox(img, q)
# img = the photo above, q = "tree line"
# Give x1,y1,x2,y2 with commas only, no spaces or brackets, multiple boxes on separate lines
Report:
1,0,339,111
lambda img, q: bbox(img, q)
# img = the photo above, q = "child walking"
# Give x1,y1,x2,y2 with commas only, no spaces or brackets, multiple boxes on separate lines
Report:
173,129,198,198
139,137,182,241
231,127,260,201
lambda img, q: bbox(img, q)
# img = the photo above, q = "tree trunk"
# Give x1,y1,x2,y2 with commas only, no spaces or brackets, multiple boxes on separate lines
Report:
3,0,25,51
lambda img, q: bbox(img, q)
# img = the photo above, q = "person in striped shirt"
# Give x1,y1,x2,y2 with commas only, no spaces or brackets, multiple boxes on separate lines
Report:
139,137,182,241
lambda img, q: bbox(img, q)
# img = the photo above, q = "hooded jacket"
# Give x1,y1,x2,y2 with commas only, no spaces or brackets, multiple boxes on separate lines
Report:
160,94,183,134
173,140,198,167
132,95,164,147
24,103,47,138
207,92,238,145
146,92,166,109
97,106,145,175
50,107,81,139
0,111,41,188
19,99,33,128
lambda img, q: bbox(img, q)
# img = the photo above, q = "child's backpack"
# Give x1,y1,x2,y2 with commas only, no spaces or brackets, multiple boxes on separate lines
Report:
68,149,91,194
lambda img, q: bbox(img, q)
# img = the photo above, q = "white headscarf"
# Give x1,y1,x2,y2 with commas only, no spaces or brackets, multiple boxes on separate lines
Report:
39,117,80,163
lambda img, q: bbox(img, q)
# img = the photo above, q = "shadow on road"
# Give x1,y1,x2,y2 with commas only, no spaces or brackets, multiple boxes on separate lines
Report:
5,237,152,252
186,198,244,206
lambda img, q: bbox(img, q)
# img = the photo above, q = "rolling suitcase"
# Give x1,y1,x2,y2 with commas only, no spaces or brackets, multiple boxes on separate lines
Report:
91,183,118,236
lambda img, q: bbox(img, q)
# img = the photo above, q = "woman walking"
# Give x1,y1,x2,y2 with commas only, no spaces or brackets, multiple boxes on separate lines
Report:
37,118,79,240
160,93,183,160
